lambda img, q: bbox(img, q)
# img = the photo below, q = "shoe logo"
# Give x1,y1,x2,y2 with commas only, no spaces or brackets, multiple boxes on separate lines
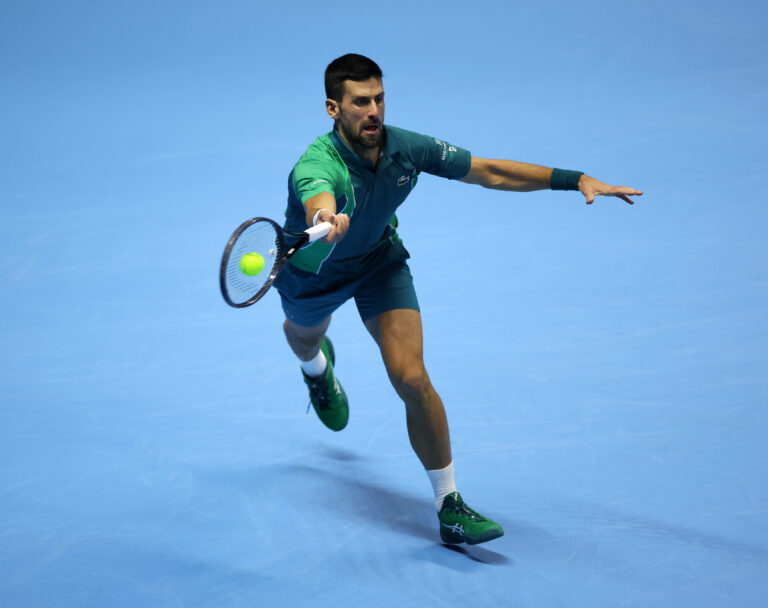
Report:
441,522,464,536
397,175,410,186
333,378,342,395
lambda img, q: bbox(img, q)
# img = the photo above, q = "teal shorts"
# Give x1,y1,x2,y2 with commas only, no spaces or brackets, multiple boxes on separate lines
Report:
275,249,420,328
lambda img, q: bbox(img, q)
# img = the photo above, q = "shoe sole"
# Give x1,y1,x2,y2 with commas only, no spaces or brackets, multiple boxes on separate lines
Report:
441,527,504,545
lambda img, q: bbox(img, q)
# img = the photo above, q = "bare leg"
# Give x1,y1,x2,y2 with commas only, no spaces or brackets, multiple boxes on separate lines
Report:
364,309,452,470
283,316,331,362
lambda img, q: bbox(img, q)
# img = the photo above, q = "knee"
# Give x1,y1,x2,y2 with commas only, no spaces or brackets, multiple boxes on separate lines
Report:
283,320,325,360
389,363,434,401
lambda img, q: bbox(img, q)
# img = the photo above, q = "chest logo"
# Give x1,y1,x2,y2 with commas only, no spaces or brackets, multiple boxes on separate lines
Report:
397,175,410,186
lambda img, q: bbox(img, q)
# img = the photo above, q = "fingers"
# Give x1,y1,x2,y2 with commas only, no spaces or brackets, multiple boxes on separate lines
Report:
611,186,642,205
618,186,643,194
584,185,643,205
322,212,350,243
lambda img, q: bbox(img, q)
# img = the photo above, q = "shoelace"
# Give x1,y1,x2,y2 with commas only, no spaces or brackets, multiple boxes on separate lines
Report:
447,500,485,521
306,377,331,413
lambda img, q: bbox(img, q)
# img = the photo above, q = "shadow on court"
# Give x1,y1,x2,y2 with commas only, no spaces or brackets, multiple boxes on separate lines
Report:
199,443,513,566
281,460,513,567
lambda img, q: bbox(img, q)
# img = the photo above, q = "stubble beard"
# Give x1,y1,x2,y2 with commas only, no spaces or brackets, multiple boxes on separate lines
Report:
338,116,382,154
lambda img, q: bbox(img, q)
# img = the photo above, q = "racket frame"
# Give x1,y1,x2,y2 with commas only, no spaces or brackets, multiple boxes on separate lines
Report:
219,217,331,308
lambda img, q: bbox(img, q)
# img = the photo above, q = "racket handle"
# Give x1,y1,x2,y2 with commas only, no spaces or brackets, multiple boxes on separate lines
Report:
304,222,332,243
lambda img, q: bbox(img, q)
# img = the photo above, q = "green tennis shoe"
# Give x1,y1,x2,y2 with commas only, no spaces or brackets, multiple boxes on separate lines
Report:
302,336,349,431
438,492,504,545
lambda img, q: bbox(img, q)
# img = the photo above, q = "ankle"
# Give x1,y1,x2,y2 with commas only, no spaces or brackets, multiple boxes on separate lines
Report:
426,461,457,511
300,349,327,378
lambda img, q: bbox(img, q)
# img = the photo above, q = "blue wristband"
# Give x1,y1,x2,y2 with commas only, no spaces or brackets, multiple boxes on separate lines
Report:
550,168,584,191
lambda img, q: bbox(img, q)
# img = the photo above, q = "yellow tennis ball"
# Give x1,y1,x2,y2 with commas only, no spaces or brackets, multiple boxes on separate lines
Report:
240,252,265,276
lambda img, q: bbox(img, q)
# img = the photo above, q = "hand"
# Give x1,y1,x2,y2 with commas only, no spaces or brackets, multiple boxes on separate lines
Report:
316,209,350,243
579,175,643,205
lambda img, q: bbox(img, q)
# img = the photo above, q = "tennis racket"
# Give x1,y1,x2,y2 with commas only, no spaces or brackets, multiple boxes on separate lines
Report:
219,217,331,308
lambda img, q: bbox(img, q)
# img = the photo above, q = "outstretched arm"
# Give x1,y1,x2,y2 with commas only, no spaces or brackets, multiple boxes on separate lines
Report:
460,157,643,204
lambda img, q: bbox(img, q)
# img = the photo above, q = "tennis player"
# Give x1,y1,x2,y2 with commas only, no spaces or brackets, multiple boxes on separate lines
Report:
275,54,642,545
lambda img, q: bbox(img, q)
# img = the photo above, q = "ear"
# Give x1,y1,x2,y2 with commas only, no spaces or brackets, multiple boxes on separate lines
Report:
325,98,340,120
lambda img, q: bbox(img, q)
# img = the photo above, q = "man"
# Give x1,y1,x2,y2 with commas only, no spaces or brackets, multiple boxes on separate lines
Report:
275,54,642,545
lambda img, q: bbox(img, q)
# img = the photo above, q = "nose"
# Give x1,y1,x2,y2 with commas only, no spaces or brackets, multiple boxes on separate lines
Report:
368,99,382,119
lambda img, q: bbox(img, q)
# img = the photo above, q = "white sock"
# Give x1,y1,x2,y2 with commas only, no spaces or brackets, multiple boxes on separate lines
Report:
426,461,457,512
300,348,327,378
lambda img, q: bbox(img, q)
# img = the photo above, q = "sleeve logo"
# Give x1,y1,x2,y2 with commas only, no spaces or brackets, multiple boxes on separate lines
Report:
434,138,457,161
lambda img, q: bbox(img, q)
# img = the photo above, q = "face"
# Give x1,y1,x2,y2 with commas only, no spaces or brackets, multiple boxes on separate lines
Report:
326,77,385,156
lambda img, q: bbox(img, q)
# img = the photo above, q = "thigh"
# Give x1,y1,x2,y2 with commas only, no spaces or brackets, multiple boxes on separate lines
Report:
364,308,426,375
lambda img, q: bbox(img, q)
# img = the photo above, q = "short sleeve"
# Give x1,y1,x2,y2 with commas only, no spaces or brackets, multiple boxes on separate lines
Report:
292,162,337,205
390,127,471,180
290,135,347,205
421,135,471,179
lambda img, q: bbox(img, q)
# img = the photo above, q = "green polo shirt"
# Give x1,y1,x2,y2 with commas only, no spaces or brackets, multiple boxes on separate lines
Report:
284,125,471,275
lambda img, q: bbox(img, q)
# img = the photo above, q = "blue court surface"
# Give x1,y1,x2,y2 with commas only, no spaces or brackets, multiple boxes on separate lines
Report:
2,1,767,606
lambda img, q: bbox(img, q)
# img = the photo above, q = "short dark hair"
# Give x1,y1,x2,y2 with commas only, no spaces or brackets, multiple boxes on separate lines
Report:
324,54,383,101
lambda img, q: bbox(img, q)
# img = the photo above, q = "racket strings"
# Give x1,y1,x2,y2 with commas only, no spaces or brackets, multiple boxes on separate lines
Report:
223,220,283,305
